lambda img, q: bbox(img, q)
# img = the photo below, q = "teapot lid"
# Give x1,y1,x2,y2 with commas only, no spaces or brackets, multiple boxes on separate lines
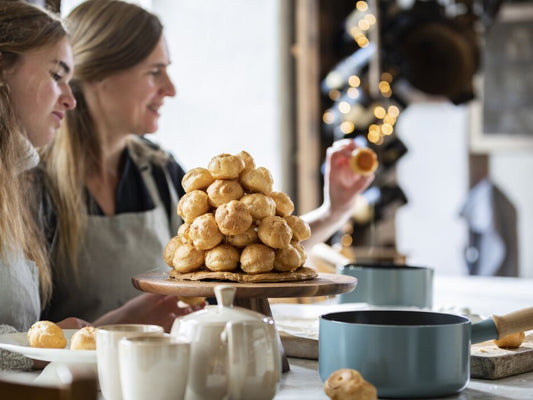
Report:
177,285,272,325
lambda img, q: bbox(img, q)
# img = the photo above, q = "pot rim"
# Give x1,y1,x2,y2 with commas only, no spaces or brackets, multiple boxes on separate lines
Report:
319,310,471,328
340,263,433,271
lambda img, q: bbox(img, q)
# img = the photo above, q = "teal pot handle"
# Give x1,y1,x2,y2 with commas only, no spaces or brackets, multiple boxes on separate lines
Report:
471,306,533,344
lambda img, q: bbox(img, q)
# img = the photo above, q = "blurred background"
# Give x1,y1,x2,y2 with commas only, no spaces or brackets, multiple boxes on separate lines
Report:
52,0,533,278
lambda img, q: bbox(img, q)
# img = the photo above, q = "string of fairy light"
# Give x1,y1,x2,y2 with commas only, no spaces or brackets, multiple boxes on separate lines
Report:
322,0,402,146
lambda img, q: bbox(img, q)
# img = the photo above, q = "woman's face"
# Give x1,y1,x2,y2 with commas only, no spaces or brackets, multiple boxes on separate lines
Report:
93,35,176,135
3,36,76,147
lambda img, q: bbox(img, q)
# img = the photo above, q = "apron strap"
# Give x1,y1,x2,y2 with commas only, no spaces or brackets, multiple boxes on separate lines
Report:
127,137,181,236
161,167,181,235
137,158,181,237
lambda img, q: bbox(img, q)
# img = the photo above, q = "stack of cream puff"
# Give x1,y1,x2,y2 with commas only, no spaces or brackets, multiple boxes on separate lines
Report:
164,151,311,275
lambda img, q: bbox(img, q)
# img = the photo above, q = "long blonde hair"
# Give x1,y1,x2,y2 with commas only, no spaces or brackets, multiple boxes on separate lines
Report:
0,1,67,305
41,0,163,273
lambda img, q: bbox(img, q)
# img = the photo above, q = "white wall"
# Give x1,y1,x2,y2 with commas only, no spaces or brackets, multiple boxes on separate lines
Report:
396,103,533,278
395,103,469,275
151,0,286,190
490,154,533,278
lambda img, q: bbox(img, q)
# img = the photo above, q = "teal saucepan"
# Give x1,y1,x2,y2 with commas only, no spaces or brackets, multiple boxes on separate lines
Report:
337,264,433,308
319,307,533,398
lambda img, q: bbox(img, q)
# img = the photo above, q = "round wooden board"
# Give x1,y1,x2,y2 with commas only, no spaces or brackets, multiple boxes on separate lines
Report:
132,271,357,299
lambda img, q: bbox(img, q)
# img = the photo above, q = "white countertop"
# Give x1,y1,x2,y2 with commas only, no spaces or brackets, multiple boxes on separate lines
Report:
272,273,533,400
3,274,533,399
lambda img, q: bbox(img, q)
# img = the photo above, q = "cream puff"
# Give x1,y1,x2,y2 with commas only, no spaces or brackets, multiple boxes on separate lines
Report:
240,243,275,274
240,167,273,195
214,200,253,236
257,216,292,249
188,213,224,250
177,190,210,224
206,179,244,208
181,167,214,193
205,244,240,272
208,153,245,180
27,321,67,349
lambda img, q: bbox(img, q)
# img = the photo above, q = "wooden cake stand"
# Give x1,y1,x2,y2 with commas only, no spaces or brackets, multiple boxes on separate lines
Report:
132,271,357,372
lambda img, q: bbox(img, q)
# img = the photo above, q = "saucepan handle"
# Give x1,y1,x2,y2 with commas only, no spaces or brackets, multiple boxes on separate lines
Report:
493,306,533,338
471,306,533,344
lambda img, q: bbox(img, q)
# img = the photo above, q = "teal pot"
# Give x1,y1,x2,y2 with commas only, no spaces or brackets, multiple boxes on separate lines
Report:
319,307,533,398
337,264,433,308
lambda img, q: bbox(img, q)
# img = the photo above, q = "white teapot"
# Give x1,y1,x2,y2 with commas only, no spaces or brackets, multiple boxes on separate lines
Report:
170,285,281,400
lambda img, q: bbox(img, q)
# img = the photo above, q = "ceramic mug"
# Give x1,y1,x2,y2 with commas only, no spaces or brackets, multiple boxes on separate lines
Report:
96,324,164,400
119,335,190,400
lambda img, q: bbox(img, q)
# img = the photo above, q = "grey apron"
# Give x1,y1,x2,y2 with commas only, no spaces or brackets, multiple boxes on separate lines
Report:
44,156,180,322
0,253,40,332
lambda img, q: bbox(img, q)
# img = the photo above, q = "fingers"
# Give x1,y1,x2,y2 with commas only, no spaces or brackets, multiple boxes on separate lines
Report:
57,317,92,329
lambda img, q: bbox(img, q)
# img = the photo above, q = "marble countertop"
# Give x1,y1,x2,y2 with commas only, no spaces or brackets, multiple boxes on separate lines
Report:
3,274,533,399
276,358,533,400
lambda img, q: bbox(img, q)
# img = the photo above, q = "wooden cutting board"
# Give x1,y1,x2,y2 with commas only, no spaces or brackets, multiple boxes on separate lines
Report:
471,333,533,379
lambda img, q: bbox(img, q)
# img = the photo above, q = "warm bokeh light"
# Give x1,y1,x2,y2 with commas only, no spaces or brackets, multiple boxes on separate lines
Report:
356,36,370,47
378,81,391,93
368,124,380,133
340,121,355,134
350,27,362,39
365,14,376,25
381,72,393,82
356,1,368,12
383,114,396,125
373,106,386,119
348,75,361,87
358,19,370,31
367,129,381,143
381,123,394,135
347,87,360,99
388,105,400,117
329,89,341,101
322,111,335,124
341,234,353,247
338,101,351,114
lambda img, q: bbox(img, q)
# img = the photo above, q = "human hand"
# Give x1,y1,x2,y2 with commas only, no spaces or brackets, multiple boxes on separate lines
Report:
56,317,92,330
93,293,205,333
323,139,374,215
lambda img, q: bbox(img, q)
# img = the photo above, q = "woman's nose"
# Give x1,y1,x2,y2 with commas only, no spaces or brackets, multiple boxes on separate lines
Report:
161,74,176,97
61,84,77,110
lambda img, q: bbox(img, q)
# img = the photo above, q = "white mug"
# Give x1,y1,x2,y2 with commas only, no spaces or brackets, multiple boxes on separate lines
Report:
96,324,164,400
119,335,190,400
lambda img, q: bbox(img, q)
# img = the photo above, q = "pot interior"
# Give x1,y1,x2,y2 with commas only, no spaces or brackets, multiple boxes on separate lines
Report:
343,263,430,271
321,310,469,327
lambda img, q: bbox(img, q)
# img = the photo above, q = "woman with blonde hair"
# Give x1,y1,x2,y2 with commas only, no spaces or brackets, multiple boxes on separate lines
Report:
0,1,83,370
39,0,197,326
